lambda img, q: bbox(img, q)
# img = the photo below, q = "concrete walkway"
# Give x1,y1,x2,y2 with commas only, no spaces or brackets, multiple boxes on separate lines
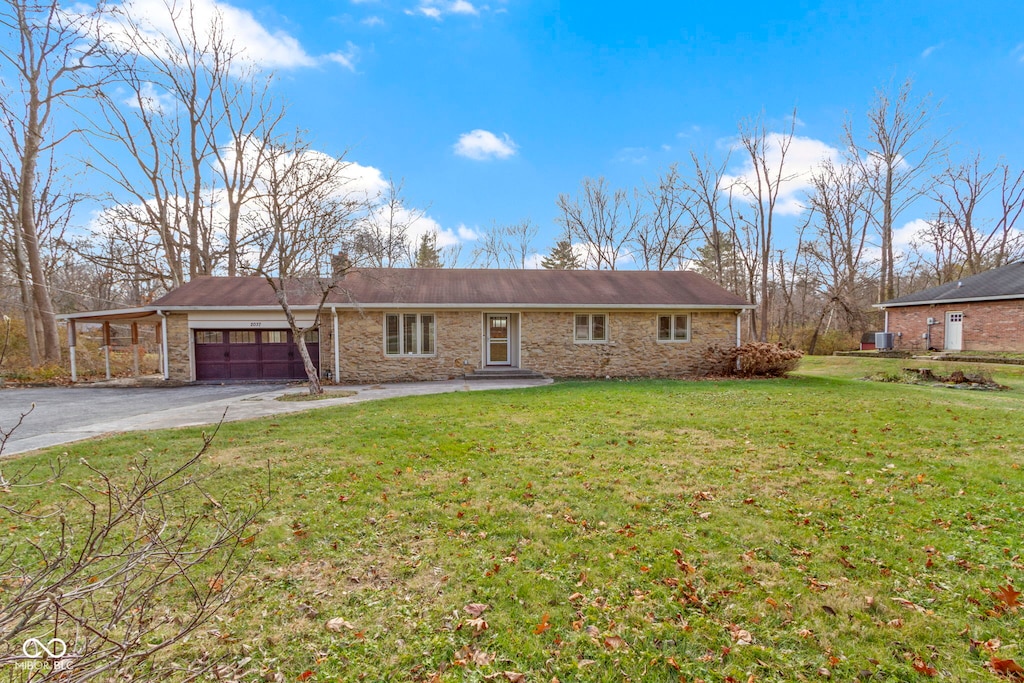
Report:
0,378,552,457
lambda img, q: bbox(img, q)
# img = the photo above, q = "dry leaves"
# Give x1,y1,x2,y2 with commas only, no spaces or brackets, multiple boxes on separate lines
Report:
533,613,551,634
325,617,355,632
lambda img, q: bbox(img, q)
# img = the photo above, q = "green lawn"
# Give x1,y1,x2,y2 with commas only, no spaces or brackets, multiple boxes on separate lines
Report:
3,357,1023,682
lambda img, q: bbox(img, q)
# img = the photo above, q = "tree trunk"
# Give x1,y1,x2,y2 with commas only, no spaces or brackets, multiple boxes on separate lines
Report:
18,114,61,363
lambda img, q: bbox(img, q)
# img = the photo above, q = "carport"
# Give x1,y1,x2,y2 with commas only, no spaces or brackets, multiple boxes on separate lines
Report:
58,308,168,382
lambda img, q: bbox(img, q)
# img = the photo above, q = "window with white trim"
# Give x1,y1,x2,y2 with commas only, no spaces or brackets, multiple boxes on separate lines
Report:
657,314,690,342
574,313,607,342
385,313,435,355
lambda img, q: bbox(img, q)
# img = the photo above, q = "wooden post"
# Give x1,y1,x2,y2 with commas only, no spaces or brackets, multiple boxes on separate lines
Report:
131,321,140,377
102,321,112,380
69,320,78,382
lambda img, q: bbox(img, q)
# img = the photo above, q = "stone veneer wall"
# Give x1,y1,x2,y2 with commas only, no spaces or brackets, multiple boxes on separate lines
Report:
335,310,482,383
165,313,191,381
331,309,738,382
887,300,1024,352
520,310,737,378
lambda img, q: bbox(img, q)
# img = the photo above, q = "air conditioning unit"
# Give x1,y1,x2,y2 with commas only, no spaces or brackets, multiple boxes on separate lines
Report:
875,332,894,350
926,317,936,325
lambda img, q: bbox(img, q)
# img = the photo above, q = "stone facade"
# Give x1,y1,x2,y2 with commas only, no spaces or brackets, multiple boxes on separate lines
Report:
886,300,1024,352
165,313,192,381
334,310,482,383
329,309,738,382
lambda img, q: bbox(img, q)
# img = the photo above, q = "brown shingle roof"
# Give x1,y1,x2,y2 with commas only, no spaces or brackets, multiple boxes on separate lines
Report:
153,269,752,309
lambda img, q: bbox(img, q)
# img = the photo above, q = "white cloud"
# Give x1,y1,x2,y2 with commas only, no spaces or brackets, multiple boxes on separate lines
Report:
407,0,479,19
361,15,384,26
921,43,943,59
100,0,358,71
453,129,518,161
457,224,480,240
523,253,544,269
123,81,176,114
722,133,841,216
614,146,648,165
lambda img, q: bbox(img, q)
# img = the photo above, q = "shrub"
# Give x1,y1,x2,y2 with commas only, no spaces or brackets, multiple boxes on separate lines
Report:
703,342,804,378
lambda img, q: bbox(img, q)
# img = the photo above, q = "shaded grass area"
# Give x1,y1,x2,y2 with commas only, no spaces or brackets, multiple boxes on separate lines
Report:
2,358,1023,681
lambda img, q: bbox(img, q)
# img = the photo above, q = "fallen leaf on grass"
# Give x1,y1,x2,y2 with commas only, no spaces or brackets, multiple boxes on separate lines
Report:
603,635,627,650
534,613,551,634
912,659,937,676
464,603,490,617
990,657,1024,680
325,617,354,632
729,624,753,645
466,617,489,635
297,671,314,682
207,576,224,592
992,584,1021,610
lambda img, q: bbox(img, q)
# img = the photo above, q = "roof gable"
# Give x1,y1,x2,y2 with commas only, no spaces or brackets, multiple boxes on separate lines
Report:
152,269,752,309
879,262,1024,307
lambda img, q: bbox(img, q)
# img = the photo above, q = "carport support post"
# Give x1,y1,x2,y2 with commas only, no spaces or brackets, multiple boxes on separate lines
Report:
332,306,340,383
102,321,112,380
131,322,140,377
68,320,78,382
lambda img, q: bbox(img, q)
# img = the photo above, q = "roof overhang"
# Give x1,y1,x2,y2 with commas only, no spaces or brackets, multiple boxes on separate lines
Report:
874,293,1024,309
57,307,163,323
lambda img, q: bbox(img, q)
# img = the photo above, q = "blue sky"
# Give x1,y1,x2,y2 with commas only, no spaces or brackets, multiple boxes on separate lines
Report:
84,0,1024,263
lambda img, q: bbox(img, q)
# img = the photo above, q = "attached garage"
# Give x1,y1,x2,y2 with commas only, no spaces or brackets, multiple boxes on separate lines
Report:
194,329,318,381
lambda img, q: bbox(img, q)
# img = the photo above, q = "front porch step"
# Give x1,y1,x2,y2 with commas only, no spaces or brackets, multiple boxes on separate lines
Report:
463,367,548,380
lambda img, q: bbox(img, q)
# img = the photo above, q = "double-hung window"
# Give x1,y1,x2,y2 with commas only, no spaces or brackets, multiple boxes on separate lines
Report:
657,314,690,342
385,313,435,356
574,313,608,343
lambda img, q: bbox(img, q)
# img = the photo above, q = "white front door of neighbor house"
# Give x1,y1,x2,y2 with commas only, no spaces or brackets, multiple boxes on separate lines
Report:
945,311,963,351
486,314,511,365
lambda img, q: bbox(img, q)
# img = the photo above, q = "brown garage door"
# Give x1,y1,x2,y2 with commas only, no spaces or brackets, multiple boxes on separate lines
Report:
194,329,319,381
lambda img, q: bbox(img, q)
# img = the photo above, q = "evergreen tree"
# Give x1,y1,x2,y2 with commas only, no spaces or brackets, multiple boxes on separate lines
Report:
540,238,582,270
414,232,442,268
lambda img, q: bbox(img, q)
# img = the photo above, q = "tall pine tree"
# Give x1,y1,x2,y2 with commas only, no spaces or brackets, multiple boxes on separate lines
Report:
414,232,442,268
540,238,581,270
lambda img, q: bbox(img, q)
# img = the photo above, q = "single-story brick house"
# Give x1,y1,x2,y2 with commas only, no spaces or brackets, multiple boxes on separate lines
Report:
59,269,753,383
875,261,1024,352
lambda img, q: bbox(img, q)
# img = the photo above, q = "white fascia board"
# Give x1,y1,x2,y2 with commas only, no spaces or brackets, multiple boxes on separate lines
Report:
57,307,158,320
874,294,1024,309
330,303,755,311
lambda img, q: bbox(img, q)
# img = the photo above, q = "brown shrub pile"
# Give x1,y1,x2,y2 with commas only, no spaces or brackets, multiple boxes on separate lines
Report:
703,342,804,378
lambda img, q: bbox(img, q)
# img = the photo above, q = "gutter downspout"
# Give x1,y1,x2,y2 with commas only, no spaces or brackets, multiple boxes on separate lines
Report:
883,309,889,333
735,310,743,372
157,310,169,380
68,320,77,382
332,306,340,383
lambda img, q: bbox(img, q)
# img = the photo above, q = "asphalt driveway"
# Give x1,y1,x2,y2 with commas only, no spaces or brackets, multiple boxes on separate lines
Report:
0,378,552,456
0,384,286,456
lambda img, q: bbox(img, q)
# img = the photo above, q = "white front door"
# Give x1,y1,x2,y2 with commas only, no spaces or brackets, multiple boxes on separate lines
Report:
486,314,511,365
945,311,963,351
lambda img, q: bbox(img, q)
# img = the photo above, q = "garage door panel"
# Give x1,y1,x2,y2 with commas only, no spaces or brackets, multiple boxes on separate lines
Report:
194,329,318,381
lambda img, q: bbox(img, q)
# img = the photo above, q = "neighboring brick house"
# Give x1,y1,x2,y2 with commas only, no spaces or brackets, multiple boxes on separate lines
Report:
876,261,1024,352
59,269,753,383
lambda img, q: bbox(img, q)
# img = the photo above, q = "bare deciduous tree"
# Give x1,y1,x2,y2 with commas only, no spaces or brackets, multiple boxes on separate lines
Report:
731,111,798,341
0,412,265,681
802,158,878,352
926,155,1024,279
634,164,699,271
472,219,540,269
352,177,422,268
240,134,367,394
556,177,642,270
844,78,944,302
0,0,105,363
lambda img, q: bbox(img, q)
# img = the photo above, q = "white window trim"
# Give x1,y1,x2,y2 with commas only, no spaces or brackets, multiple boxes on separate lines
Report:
656,313,691,343
573,313,609,344
383,312,437,357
